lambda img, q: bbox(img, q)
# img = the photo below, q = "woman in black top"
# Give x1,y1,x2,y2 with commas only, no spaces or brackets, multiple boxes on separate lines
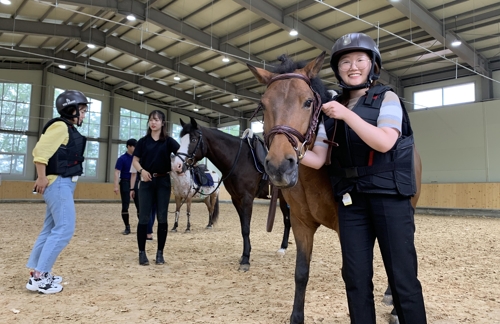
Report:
132,110,180,265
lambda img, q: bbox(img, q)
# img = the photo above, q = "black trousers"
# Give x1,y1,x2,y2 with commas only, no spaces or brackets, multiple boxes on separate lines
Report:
119,179,131,213
338,191,426,324
137,176,171,252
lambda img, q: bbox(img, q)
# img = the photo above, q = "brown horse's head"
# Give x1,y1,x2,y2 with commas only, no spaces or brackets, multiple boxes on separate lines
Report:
247,52,328,188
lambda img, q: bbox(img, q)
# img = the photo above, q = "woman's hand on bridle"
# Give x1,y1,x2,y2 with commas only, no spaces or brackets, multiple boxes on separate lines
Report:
321,101,350,120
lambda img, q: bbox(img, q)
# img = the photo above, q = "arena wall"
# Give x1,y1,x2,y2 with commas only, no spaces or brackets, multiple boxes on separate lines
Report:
1,180,500,211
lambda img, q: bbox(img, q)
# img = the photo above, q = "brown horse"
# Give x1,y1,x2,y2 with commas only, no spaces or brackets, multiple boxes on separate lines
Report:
247,52,421,324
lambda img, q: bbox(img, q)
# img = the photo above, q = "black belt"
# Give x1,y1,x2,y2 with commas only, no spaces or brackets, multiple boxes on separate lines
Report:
152,172,169,178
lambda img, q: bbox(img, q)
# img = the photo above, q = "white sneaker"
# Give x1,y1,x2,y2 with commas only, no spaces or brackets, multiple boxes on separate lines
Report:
29,271,62,284
26,272,63,294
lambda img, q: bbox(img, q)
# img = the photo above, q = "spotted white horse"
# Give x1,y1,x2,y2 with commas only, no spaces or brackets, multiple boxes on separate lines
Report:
170,156,220,232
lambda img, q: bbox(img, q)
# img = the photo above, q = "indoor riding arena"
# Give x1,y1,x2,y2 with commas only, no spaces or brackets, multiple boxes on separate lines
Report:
0,1,499,324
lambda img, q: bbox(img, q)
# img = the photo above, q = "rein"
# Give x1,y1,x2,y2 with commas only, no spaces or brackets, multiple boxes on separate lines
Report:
261,73,323,161
176,128,244,196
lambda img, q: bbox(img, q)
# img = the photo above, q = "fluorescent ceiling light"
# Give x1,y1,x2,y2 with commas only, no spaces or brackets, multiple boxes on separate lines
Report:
58,64,67,69
232,96,239,102
193,108,199,112
173,74,181,81
289,29,298,36
126,15,136,21
451,39,462,47
87,44,96,49
137,90,144,94
222,56,230,62
0,0,12,5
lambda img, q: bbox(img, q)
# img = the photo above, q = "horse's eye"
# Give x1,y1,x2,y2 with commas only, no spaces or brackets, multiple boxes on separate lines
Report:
191,138,197,142
304,99,313,108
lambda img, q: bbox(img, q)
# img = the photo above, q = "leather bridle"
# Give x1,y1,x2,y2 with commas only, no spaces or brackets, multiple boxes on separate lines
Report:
257,73,323,161
175,130,204,168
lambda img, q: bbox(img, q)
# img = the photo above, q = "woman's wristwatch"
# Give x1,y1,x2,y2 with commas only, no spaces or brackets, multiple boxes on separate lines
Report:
138,168,143,174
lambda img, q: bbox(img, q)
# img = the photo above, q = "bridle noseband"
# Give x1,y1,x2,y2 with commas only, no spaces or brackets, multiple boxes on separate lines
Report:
261,73,323,161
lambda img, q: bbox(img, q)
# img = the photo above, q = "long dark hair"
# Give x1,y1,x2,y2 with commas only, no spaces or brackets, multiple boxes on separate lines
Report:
147,109,169,141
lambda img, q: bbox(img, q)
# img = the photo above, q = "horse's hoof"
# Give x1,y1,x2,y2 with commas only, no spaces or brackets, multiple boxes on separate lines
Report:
206,225,213,229
382,294,393,306
185,229,190,233
276,248,286,257
389,315,399,324
170,229,177,233
238,264,250,272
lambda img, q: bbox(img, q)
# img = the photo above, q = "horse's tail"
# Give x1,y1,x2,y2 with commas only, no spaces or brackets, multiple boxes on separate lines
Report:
211,195,220,224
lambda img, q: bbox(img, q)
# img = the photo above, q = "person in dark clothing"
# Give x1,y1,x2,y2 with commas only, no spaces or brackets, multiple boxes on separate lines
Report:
301,33,426,324
114,138,137,235
132,110,180,266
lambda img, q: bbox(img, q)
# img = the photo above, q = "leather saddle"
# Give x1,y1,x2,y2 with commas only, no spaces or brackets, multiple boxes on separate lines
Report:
241,129,267,174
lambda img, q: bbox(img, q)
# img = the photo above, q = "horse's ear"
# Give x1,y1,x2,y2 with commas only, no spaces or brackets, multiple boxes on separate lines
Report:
180,118,185,127
302,51,326,79
247,63,274,85
190,116,198,129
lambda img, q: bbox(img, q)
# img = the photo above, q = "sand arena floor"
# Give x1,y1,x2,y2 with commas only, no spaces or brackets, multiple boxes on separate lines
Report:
0,202,499,323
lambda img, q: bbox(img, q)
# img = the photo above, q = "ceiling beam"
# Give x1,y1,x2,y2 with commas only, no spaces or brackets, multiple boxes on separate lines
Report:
387,0,488,75
0,45,239,118
233,0,401,92
0,17,260,103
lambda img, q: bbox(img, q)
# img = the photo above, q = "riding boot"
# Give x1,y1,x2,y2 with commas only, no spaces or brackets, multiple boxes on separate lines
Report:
155,250,165,265
122,211,130,234
139,251,149,265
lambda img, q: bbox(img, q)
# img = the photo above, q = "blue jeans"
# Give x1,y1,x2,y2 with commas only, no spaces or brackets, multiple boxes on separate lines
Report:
26,176,77,273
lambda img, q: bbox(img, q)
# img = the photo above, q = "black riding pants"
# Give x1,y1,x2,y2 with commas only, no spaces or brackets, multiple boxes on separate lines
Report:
338,191,426,324
137,176,171,252
119,179,131,213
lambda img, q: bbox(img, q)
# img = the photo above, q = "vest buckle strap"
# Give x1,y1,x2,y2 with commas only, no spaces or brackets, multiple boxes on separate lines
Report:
152,172,168,178
344,167,358,178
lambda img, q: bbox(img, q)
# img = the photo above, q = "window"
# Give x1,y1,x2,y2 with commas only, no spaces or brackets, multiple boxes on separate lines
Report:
218,124,240,137
118,108,149,158
53,89,101,177
0,82,32,175
171,123,182,143
119,108,149,141
251,121,263,134
0,133,27,174
414,82,475,109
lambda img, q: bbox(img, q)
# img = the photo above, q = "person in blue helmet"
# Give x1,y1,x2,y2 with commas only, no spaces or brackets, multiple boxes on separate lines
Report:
301,33,427,324
27,90,89,294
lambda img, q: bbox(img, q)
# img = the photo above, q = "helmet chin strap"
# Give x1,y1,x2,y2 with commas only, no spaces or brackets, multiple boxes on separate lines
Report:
339,80,372,90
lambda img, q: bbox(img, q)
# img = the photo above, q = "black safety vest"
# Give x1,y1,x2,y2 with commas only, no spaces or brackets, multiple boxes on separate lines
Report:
325,85,416,197
42,118,87,177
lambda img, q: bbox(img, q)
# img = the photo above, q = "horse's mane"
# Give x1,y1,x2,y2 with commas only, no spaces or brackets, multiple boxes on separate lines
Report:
272,54,332,104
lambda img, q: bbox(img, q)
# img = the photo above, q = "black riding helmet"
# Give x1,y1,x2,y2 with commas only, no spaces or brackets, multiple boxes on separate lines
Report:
330,33,382,90
55,90,90,126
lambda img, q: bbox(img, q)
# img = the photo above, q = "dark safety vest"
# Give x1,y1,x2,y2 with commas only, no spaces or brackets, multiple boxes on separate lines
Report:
325,84,416,197
42,118,87,177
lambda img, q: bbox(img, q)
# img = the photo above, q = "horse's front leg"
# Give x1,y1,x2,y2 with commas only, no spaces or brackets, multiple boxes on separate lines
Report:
205,196,213,229
185,199,191,232
171,197,182,232
290,220,318,324
232,197,253,272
